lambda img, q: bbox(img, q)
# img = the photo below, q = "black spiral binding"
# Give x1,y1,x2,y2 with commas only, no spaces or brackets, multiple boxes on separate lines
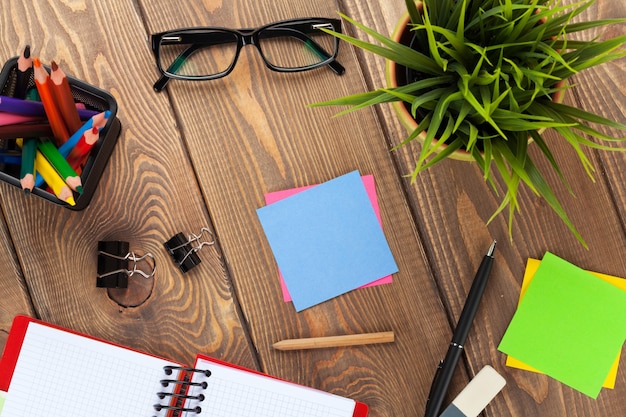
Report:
153,365,212,417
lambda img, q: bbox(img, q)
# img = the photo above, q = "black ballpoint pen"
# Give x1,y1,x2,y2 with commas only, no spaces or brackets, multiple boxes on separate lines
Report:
423,240,497,417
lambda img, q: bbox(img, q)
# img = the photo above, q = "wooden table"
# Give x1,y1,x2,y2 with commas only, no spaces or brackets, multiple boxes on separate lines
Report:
1,1,624,416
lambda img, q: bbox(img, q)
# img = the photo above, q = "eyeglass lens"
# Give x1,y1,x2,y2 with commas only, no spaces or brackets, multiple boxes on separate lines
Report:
157,22,338,79
158,30,239,78
259,26,337,69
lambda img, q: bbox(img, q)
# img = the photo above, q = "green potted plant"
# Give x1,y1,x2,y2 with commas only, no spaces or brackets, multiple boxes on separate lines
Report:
312,0,626,247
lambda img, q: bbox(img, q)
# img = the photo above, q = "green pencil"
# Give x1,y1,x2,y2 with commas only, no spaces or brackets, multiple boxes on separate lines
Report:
37,139,83,194
19,137,38,194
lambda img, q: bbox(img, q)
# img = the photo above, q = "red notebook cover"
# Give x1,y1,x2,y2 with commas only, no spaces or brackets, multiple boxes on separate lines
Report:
0,315,180,392
0,315,368,417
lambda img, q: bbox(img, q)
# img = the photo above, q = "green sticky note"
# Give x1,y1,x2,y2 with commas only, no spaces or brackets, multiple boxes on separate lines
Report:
498,252,626,398
0,390,6,415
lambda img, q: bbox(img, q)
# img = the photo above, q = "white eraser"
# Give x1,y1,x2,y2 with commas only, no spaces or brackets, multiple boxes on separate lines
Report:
439,365,506,417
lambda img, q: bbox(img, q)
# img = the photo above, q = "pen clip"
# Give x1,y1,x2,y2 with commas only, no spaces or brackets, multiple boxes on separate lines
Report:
425,359,444,406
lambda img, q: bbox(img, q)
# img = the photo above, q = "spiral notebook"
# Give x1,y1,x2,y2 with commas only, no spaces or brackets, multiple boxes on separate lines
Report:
0,316,368,417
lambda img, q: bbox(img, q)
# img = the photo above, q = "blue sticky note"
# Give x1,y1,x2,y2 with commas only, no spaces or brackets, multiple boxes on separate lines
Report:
257,171,398,311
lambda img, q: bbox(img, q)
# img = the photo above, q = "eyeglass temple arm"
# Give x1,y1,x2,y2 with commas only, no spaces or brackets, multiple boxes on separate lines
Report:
153,42,204,92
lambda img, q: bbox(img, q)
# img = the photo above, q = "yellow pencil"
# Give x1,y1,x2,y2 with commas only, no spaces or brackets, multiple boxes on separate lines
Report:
272,331,395,351
37,139,83,193
34,150,75,206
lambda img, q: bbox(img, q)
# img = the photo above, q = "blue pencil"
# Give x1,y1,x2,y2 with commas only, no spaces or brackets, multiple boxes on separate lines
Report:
35,110,111,187
58,110,110,157
0,150,22,165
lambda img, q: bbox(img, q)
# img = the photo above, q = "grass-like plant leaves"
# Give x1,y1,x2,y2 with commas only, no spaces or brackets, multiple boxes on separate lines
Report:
311,0,626,247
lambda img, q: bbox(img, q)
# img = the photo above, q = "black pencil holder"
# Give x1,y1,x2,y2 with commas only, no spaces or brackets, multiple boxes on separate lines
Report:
0,56,121,210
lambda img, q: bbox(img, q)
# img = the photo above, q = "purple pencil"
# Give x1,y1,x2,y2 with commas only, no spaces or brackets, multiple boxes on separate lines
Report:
0,95,99,120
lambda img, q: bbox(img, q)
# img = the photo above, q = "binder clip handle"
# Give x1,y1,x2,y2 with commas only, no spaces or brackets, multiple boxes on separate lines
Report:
164,227,215,273
101,251,157,279
97,241,157,288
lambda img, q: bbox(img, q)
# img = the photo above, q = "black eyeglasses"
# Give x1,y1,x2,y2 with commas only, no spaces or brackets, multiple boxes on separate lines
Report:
151,17,345,92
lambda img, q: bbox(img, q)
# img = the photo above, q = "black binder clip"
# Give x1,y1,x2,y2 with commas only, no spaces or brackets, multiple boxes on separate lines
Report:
97,241,157,288
164,227,215,273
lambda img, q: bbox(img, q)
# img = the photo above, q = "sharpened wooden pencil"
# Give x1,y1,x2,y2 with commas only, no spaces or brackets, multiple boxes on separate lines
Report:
20,137,37,194
58,110,110,157
0,122,53,139
50,61,82,133
272,331,395,351
34,149,75,206
15,45,33,99
33,57,70,144
0,113,44,126
37,139,83,193
0,95,99,119
67,126,99,172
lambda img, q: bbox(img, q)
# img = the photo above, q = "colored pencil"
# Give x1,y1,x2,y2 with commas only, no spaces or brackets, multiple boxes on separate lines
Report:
58,110,110,157
25,87,40,102
90,110,109,130
33,58,70,144
0,96,98,119
0,113,44,126
15,46,33,99
49,61,82,133
20,137,37,194
34,149,75,206
0,150,22,165
36,139,83,193
67,126,99,171
0,96,46,116
0,122,53,139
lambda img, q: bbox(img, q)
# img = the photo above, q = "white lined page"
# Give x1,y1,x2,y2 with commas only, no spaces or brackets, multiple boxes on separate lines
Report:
182,356,356,417
1,322,179,417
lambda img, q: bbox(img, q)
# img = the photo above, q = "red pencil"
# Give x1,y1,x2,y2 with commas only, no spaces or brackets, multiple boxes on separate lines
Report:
67,126,100,172
33,57,70,144
49,61,82,134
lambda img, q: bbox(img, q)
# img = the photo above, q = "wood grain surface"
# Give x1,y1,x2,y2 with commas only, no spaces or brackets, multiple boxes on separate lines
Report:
338,1,626,416
0,1,624,416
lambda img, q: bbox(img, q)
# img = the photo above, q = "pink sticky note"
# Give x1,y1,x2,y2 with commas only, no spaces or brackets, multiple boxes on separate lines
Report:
264,174,393,302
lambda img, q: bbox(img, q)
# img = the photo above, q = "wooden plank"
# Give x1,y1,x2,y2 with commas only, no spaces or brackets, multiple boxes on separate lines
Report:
568,0,626,229
0,202,34,350
338,0,626,416
140,0,453,415
0,1,622,416
0,0,255,368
